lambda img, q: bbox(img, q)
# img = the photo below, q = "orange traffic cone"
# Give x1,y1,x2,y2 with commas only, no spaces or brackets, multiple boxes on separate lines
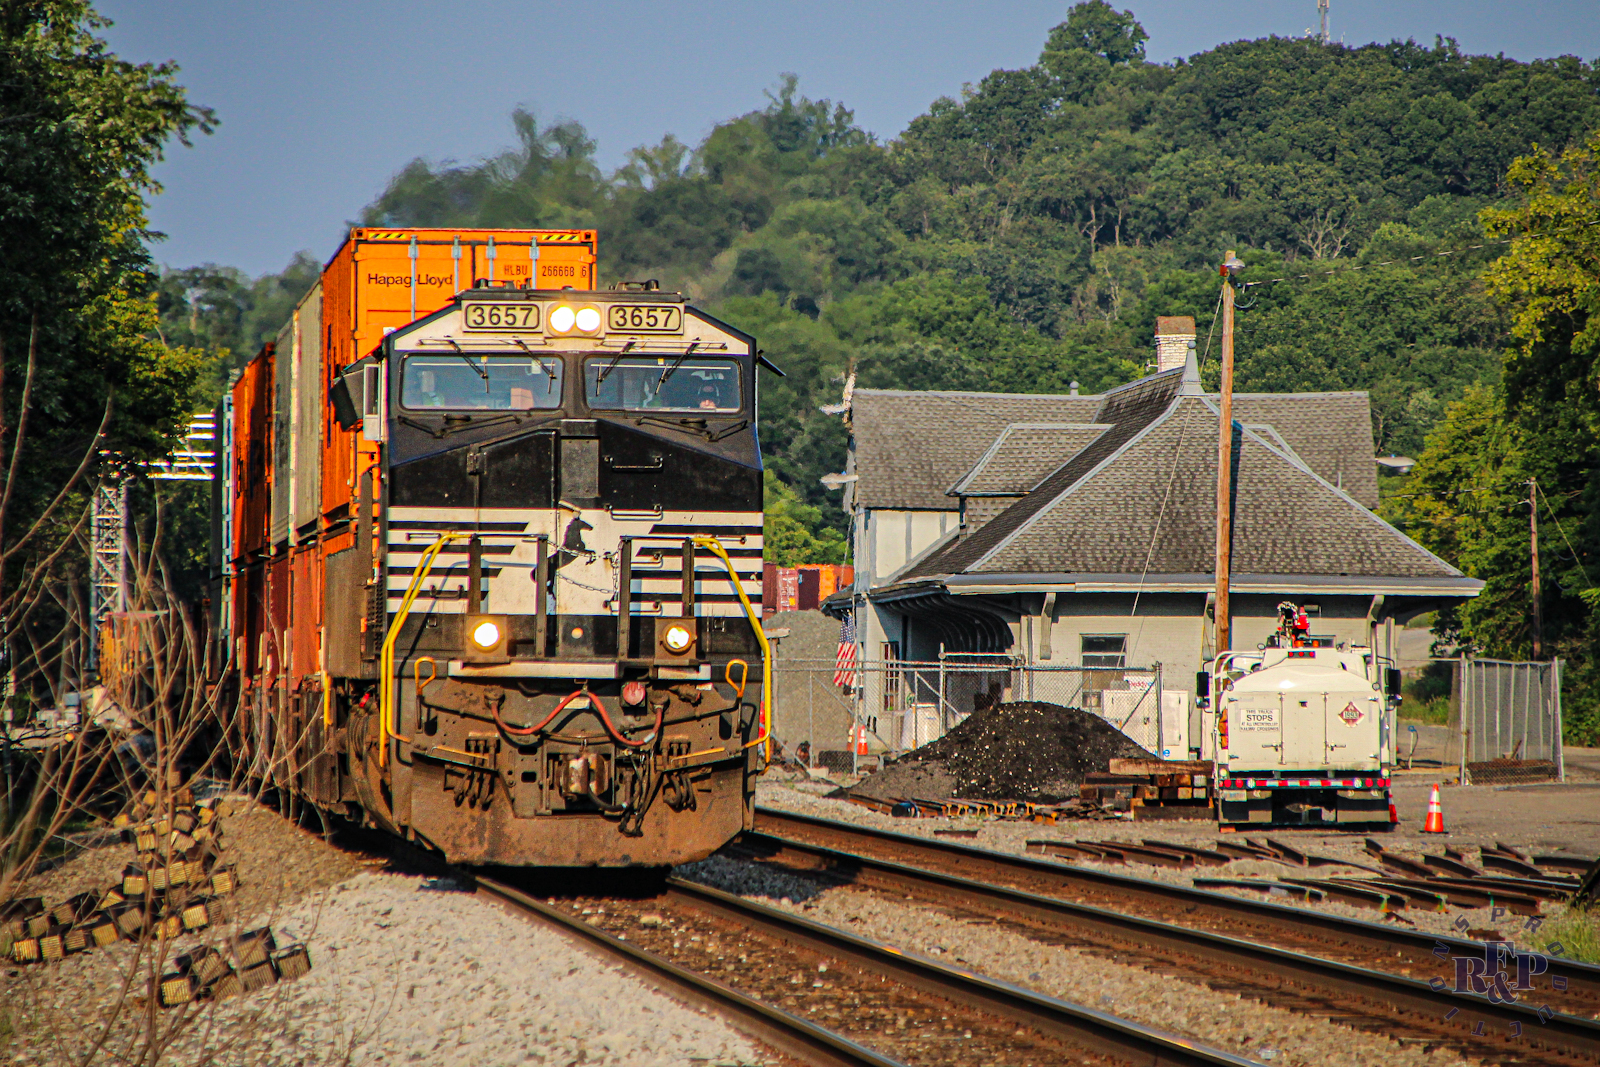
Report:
1422,783,1446,834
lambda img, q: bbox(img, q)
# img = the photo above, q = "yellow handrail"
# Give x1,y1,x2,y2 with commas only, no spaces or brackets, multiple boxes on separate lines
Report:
691,536,771,764
377,532,767,768
379,533,465,766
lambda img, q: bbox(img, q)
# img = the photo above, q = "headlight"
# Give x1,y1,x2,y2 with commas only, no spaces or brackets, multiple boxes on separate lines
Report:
471,620,502,650
574,306,601,332
548,305,576,332
663,625,693,653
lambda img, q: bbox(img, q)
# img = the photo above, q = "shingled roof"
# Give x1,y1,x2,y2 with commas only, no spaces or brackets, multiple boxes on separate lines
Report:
1233,393,1378,508
967,395,1460,580
948,423,1111,496
849,389,1102,510
912,366,1188,576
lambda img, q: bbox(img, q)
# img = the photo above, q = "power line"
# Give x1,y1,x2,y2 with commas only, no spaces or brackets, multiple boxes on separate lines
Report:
1382,483,1518,501
1534,479,1594,587
1196,288,1224,369
1240,216,1600,291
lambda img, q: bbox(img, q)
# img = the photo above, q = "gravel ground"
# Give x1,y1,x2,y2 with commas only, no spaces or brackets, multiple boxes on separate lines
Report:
14,798,365,925
4,801,766,1067
565,889,1126,1067
679,854,1473,1067
757,778,1581,942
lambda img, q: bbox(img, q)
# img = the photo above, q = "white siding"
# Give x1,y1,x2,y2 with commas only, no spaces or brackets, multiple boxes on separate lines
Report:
866,508,952,584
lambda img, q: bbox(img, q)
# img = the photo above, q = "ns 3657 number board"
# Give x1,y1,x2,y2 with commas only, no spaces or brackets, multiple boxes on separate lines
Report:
461,302,541,331
606,305,682,334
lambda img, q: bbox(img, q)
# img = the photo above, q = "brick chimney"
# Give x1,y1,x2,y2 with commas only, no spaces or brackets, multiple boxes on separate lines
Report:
1155,316,1196,372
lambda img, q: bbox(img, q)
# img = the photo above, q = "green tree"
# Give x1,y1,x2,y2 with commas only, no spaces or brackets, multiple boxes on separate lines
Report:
1478,131,1600,742
1042,0,1148,66
0,0,213,696
763,469,848,565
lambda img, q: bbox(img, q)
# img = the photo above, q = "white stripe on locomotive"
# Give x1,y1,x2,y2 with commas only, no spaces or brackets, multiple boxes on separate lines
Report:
383,506,763,618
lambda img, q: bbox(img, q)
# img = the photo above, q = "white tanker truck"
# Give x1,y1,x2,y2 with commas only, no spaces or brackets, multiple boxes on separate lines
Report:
1199,602,1402,829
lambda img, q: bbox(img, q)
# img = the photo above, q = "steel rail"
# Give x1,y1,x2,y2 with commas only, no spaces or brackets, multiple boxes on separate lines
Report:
660,875,1262,1067
357,823,903,1067
370,822,1254,1066
471,871,908,1067
756,807,1600,1009
737,825,1600,1064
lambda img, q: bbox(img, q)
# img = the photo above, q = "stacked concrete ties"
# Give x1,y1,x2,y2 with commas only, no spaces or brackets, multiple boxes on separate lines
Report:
1,792,310,1007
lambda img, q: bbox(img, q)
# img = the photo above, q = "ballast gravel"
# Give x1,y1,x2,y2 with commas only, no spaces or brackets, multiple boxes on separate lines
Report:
5,802,767,1067
756,779,1564,942
166,871,767,1066
679,854,1476,1067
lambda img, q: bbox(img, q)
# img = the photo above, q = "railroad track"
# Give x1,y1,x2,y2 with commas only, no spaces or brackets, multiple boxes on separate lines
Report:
485,870,1261,1067
472,872,900,1067
756,807,1600,1012
351,818,1257,1067
747,807,1600,1066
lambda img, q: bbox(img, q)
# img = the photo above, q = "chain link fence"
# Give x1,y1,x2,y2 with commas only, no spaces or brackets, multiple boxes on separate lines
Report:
767,655,1167,774
1459,657,1565,784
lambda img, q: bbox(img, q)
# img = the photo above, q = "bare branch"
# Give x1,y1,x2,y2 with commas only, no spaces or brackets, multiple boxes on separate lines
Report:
0,310,39,546
2,390,115,565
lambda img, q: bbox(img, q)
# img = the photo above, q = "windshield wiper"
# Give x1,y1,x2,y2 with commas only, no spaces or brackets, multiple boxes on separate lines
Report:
655,342,700,387
441,337,488,379
594,341,635,389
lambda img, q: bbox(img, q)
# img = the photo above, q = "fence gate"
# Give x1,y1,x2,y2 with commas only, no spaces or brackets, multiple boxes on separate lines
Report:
1458,657,1564,784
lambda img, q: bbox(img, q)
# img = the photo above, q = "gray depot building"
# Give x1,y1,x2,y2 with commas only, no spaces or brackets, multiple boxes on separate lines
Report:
824,319,1482,701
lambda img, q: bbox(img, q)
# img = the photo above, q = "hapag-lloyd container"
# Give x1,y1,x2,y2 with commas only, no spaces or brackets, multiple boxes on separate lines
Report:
216,227,595,682
319,228,597,524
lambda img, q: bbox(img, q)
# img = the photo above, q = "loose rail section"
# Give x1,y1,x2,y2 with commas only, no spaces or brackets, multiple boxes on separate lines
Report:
739,820,1600,1065
755,808,1600,1010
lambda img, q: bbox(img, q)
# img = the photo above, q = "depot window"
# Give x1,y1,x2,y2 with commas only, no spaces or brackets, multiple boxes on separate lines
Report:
584,357,741,413
1081,634,1127,669
400,354,563,411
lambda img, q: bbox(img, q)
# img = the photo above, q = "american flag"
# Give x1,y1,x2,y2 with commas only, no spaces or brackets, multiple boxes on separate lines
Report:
833,616,858,689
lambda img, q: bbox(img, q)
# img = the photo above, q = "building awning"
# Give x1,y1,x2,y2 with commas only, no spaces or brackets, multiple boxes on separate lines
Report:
821,581,1013,652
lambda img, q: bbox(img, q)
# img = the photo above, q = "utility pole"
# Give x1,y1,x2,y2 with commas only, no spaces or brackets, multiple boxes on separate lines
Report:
1215,251,1244,656
1529,478,1543,660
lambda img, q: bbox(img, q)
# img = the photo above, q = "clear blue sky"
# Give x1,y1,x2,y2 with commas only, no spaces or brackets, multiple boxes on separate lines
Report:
98,1,1600,276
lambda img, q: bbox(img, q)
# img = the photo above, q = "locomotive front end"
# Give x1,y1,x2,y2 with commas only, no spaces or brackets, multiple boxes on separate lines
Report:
336,285,766,866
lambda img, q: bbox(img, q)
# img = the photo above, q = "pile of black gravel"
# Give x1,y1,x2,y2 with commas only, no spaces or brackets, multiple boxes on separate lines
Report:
850,701,1154,804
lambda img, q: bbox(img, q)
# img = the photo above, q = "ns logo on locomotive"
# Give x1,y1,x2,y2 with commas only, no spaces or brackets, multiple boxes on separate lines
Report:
209,228,774,867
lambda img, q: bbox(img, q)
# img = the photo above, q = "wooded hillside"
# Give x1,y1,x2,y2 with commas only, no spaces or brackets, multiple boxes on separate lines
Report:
166,5,1598,510
157,4,1600,738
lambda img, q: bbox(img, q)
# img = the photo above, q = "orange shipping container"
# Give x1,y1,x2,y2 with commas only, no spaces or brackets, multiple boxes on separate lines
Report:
317,228,597,531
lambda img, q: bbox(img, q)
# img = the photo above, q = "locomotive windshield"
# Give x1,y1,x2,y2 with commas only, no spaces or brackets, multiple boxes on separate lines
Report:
584,357,741,413
400,353,563,410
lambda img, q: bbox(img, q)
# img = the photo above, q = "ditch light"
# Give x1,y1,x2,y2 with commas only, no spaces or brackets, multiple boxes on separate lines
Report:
465,615,508,659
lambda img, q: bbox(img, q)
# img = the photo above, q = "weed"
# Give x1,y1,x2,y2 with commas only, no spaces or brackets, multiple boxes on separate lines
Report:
1400,698,1452,726
1543,904,1600,964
